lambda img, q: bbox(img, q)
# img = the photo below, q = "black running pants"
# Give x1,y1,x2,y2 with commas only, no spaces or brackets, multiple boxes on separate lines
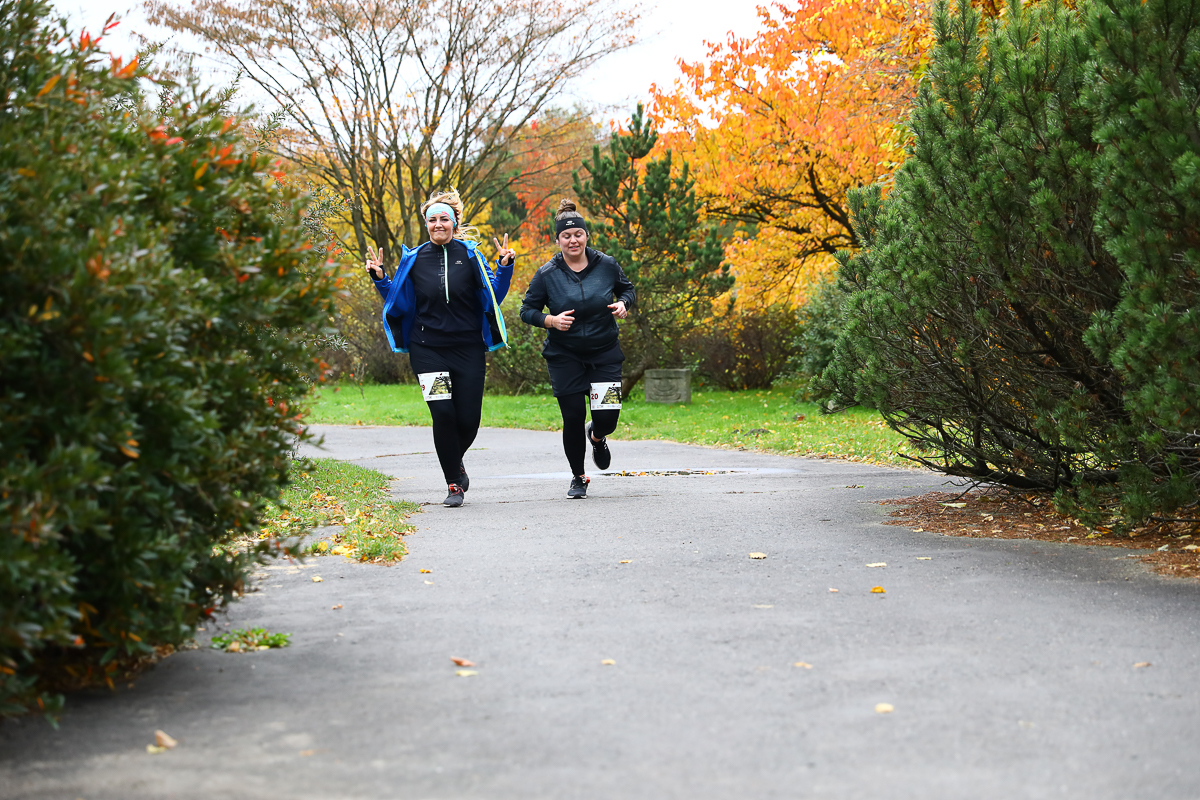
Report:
557,393,620,477
408,341,486,484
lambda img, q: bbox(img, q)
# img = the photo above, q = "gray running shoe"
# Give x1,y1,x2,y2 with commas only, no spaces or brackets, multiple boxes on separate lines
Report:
567,475,590,499
444,484,465,507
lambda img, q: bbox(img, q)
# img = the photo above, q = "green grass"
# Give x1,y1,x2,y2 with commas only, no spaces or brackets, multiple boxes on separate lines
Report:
257,458,421,564
210,628,291,653
307,384,919,467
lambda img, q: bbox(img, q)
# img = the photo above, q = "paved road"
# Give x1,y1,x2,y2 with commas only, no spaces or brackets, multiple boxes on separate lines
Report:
3,425,1199,799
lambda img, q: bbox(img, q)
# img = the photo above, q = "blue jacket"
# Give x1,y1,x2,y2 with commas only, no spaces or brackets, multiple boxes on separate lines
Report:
373,239,512,353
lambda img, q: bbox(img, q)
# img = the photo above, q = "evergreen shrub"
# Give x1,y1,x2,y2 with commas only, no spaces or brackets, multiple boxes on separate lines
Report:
0,1,337,716
788,276,844,401
823,0,1200,525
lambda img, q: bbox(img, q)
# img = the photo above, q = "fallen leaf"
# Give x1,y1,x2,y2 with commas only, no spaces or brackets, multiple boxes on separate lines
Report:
870,586,886,594
420,569,432,573
451,657,476,667
794,662,813,669
601,659,616,665
1133,662,1152,668
146,744,168,755
424,580,434,585
916,557,932,561
828,588,839,593
455,669,478,677
875,703,894,714
331,604,343,610
311,576,323,583
748,552,767,560
227,641,241,652
619,560,632,564
1183,544,1199,551
941,502,967,508
866,562,887,568
912,528,925,532
299,749,315,756
153,730,176,752
753,604,774,609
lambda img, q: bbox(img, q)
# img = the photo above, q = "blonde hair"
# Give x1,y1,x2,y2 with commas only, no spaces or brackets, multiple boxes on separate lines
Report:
421,187,481,242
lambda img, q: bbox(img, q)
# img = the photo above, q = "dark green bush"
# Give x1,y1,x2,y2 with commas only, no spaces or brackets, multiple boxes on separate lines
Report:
788,276,844,401
823,0,1200,526
0,0,337,716
683,305,800,390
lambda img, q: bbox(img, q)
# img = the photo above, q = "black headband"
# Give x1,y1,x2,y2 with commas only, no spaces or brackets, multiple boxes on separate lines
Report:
555,216,588,236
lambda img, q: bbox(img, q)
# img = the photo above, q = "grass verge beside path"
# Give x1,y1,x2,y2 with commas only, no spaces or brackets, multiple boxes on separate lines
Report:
308,384,918,467
255,459,420,563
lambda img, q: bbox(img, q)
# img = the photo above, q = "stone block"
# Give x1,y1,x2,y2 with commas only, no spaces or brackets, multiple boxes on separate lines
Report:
644,368,691,404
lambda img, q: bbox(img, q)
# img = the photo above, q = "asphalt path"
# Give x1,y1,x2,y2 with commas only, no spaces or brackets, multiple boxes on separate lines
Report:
2,424,1199,799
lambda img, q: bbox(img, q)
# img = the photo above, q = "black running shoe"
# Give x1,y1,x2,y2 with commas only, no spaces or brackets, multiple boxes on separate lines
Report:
567,474,590,499
458,461,469,492
444,484,465,507
586,422,611,471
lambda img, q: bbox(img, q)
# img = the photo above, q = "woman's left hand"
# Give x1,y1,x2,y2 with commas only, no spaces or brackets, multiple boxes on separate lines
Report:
492,233,516,267
609,300,628,319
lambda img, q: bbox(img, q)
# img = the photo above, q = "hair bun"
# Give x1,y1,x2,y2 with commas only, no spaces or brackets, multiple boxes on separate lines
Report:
557,198,577,214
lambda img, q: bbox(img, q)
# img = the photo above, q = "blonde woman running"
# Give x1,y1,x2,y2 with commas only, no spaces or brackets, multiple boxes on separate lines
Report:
366,189,515,507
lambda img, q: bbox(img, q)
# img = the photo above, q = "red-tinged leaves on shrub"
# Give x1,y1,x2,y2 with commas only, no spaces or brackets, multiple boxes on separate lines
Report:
111,55,138,79
36,74,60,97
1,0,338,719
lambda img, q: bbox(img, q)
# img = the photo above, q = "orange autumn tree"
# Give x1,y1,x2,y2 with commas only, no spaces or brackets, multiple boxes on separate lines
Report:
651,0,935,307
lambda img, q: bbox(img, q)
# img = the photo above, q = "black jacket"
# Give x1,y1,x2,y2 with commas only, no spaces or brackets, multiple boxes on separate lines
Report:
520,248,636,355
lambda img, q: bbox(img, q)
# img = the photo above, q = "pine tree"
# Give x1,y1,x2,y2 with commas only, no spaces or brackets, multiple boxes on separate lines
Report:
823,0,1200,525
1084,0,1200,521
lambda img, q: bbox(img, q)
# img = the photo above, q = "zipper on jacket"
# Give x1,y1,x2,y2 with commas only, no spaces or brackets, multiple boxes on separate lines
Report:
441,244,449,304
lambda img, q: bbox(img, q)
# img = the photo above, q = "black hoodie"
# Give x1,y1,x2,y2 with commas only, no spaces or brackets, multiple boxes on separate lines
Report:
520,248,636,356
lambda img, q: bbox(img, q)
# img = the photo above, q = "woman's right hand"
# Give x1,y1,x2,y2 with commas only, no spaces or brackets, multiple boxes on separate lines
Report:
365,245,384,280
546,309,575,331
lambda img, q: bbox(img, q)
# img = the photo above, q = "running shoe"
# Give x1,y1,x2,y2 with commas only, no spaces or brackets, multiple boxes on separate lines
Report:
586,422,611,471
458,461,469,492
444,484,465,507
567,474,590,499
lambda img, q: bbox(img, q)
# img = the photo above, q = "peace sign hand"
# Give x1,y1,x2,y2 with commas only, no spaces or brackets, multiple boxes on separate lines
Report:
492,233,516,267
365,245,385,280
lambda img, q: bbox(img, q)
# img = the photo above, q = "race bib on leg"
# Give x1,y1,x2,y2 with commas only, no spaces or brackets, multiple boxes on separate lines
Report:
590,381,622,410
419,371,453,401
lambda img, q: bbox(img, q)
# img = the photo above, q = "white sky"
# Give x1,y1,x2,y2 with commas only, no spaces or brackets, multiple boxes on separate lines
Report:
54,0,769,115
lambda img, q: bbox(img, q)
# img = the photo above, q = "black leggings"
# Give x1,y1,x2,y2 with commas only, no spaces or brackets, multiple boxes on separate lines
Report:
557,393,620,477
408,341,486,484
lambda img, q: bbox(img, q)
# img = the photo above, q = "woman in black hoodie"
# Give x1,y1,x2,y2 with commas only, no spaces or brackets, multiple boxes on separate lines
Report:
521,200,636,498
